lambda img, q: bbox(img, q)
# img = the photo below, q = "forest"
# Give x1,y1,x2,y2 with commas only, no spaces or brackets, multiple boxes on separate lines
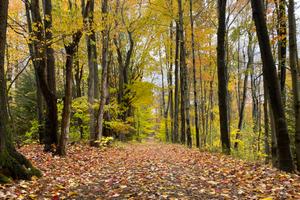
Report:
1,0,300,199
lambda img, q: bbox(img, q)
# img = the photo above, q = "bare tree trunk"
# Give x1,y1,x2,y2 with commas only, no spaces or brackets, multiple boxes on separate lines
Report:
30,0,58,152
25,1,44,144
57,31,82,156
42,0,58,152
73,48,84,139
234,32,254,149
95,0,109,142
0,0,9,158
217,0,230,154
263,81,270,164
270,102,278,167
288,0,300,171
178,0,192,147
82,0,98,144
74,48,83,98
173,22,180,143
113,2,134,123
250,0,294,172
189,0,200,148
198,48,204,146
0,0,41,182
168,22,174,143
178,2,186,144
275,0,287,99
159,47,169,142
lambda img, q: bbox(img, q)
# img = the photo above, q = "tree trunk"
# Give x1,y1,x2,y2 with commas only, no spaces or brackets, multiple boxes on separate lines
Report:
198,46,205,146
189,0,200,148
95,0,109,143
178,1,185,145
270,102,278,167
0,0,10,175
83,0,98,144
30,0,58,152
178,0,192,147
168,22,174,143
217,0,230,154
234,32,254,149
113,13,134,123
159,47,169,142
57,31,82,156
173,22,180,143
74,48,83,98
25,1,44,144
0,0,41,182
250,0,294,172
73,48,84,139
288,0,300,171
43,0,58,152
263,80,270,164
275,0,287,98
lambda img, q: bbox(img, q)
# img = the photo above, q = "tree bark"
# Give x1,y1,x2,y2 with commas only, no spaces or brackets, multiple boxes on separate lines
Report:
113,23,134,123
234,32,254,149
25,1,44,144
30,0,58,152
189,0,200,148
250,0,294,172
178,0,185,145
288,0,300,171
0,0,41,182
173,22,180,143
178,0,192,147
159,46,169,142
57,31,82,156
168,22,174,143
0,0,9,162
74,46,83,98
274,0,287,97
95,0,109,143
43,0,58,151
83,0,98,143
217,0,230,154
263,85,270,164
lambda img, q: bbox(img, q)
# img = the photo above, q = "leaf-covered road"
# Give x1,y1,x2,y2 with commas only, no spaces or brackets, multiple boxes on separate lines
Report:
1,142,300,199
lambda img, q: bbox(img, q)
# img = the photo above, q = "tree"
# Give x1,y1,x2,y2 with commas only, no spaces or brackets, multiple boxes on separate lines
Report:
274,0,287,96
178,0,192,147
173,21,179,143
95,0,109,143
217,0,230,154
167,21,174,143
250,0,294,172
0,0,41,182
189,0,200,148
159,45,169,141
43,0,58,151
24,0,44,143
83,0,99,144
29,0,58,152
288,0,300,171
57,31,82,156
234,31,254,149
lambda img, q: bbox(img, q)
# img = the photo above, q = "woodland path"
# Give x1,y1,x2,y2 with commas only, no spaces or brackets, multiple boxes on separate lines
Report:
1,142,300,199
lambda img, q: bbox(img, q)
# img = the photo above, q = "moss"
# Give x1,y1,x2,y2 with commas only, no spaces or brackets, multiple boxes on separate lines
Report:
28,167,42,178
0,148,42,182
0,173,10,184
1,150,30,180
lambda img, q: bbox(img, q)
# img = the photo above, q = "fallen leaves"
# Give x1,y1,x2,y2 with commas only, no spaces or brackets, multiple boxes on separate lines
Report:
1,142,300,199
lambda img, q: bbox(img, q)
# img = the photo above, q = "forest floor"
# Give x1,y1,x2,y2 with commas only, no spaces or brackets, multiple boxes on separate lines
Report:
1,142,300,200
